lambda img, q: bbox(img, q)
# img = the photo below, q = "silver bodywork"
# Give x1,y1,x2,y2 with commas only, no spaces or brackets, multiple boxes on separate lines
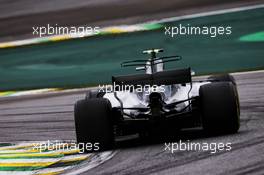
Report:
104,83,208,114
103,50,210,117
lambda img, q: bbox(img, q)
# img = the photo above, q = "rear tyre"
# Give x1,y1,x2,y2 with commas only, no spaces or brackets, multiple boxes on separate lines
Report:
199,82,240,134
208,74,240,115
74,98,114,151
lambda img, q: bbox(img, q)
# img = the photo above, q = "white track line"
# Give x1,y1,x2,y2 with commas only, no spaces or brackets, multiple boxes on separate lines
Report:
230,69,264,76
191,69,264,80
0,154,88,163
147,4,264,24
64,151,117,175
0,141,115,175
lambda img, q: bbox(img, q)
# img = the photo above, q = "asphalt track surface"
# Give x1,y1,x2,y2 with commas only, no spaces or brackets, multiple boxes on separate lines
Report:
0,71,264,174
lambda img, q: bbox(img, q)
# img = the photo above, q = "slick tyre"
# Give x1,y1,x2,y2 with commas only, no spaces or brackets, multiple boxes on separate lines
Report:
74,98,114,151
207,74,240,115
199,82,240,134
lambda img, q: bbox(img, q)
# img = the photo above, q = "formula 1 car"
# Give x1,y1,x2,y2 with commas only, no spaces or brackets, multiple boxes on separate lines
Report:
74,49,240,151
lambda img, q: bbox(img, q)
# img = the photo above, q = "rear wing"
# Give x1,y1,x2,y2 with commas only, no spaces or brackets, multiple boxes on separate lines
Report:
112,68,192,86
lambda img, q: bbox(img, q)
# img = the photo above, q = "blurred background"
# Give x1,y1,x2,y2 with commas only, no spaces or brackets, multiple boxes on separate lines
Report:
0,0,263,91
